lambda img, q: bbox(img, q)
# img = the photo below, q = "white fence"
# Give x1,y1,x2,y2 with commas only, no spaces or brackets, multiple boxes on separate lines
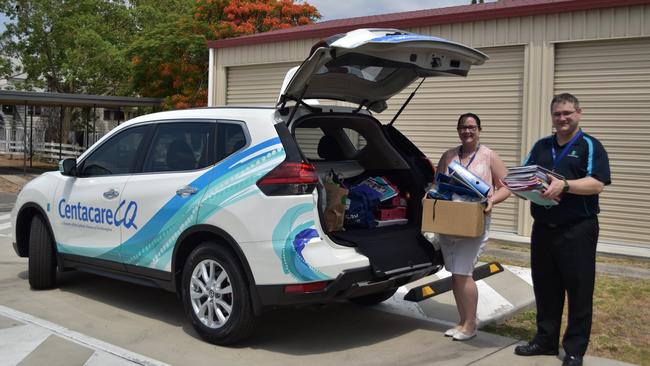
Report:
1,140,85,160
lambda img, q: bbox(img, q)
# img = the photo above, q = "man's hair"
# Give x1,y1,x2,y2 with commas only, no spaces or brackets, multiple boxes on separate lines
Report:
457,112,482,130
551,93,580,111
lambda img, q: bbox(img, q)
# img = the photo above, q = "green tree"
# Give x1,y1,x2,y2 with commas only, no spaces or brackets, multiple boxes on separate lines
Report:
0,0,138,142
127,0,218,109
0,0,136,95
128,0,320,109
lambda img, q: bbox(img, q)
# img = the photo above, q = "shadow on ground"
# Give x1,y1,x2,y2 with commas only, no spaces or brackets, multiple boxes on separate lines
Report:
15,267,470,355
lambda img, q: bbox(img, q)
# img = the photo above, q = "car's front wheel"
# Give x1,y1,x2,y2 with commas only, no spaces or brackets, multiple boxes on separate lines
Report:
28,215,57,289
181,242,254,345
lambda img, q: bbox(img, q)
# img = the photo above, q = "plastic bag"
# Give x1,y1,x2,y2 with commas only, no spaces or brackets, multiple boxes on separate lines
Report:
323,182,348,231
344,184,382,229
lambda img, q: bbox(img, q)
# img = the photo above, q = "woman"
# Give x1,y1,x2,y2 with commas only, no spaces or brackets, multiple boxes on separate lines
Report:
436,113,510,341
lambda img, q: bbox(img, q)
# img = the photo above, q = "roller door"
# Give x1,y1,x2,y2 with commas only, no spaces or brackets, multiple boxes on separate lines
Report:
226,62,327,157
555,38,650,246
377,46,525,233
226,62,299,105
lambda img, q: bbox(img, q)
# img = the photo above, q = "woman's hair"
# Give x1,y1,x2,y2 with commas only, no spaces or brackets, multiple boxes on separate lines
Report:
457,112,482,130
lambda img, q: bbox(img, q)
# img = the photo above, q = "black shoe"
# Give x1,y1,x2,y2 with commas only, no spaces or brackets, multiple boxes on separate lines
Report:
514,342,559,356
562,355,583,366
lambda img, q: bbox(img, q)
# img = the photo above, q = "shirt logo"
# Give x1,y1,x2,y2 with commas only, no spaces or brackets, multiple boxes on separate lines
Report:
567,150,580,158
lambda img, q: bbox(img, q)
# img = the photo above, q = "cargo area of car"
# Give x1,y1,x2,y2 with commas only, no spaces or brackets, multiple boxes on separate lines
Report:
290,112,440,275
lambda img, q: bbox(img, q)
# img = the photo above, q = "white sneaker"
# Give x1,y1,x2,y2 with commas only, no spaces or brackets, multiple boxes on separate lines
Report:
444,327,460,337
452,329,477,341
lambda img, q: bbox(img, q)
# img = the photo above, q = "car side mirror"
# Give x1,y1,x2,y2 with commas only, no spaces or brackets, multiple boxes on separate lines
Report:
59,158,77,177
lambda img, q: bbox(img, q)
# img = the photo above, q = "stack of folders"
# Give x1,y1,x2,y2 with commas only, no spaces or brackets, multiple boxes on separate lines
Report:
502,165,564,206
427,161,490,201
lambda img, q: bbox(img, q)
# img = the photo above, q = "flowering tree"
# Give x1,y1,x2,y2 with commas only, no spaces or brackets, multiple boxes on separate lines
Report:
206,0,319,39
129,0,320,109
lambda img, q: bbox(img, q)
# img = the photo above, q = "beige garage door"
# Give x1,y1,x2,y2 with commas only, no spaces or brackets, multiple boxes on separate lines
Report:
377,46,525,233
555,38,650,246
226,62,300,105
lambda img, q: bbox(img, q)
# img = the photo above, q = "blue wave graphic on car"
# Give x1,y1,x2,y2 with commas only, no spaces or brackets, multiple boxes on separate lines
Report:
272,203,329,281
56,137,284,267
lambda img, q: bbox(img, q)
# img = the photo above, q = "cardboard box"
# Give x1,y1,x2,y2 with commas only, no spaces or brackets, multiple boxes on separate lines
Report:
421,198,485,238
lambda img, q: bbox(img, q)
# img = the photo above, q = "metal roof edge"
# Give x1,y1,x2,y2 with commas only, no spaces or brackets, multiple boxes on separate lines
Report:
207,0,650,49
0,90,162,108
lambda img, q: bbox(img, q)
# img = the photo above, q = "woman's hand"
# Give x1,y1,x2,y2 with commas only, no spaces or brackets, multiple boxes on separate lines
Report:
484,198,493,213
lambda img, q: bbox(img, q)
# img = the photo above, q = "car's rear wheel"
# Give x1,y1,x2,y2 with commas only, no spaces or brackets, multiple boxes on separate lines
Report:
28,215,57,289
348,288,397,306
181,242,254,345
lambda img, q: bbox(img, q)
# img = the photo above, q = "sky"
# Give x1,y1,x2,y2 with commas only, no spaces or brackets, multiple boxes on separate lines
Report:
302,0,495,21
0,13,7,33
0,1,492,32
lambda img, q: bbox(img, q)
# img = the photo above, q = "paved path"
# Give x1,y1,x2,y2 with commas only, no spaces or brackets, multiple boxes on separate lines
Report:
483,247,650,279
0,305,168,366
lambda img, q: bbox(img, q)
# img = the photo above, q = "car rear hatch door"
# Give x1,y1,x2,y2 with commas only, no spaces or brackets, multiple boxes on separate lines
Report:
278,28,488,113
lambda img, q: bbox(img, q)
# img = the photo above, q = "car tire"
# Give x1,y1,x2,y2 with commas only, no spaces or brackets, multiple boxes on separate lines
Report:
348,288,397,306
28,215,57,290
181,242,254,345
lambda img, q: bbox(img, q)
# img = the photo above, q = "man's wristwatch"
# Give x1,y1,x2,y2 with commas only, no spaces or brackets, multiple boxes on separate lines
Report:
562,179,570,194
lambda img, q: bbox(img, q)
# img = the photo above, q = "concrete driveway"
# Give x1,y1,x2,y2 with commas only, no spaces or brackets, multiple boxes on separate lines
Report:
0,235,633,366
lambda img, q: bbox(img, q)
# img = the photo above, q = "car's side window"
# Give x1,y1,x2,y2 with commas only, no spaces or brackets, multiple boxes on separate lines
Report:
142,122,214,173
216,122,247,162
79,125,149,177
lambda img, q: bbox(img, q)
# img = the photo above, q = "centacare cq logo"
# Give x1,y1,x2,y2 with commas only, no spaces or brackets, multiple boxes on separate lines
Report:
58,198,138,230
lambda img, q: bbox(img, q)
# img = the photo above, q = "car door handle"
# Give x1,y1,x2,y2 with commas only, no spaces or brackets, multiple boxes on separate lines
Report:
103,188,119,199
176,185,198,198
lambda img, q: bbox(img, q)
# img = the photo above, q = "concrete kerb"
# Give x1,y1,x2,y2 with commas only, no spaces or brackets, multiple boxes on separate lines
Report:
491,230,650,261
374,264,536,329
0,192,17,213
0,204,14,212
0,172,36,212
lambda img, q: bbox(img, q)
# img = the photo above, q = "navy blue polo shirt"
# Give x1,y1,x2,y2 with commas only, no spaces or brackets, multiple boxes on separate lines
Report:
524,130,611,225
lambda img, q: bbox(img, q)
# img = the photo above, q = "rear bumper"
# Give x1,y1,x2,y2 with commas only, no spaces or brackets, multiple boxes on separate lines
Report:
255,264,442,307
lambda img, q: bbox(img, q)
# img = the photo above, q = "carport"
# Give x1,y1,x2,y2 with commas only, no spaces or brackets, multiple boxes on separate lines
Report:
0,90,161,173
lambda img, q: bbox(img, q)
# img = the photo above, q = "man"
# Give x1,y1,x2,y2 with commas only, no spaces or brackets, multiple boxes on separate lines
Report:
515,93,611,366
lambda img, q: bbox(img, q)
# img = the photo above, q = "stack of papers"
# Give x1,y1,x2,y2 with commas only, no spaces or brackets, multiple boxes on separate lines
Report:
502,165,564,206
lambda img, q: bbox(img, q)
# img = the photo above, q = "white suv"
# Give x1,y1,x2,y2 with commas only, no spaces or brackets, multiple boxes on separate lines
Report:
11,29,487,345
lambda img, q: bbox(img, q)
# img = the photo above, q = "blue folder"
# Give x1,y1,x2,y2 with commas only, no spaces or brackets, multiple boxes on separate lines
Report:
438,182,482,198
447,161,491,198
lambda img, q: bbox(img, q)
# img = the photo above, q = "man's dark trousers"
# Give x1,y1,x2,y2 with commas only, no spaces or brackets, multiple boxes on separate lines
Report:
530,217,599,356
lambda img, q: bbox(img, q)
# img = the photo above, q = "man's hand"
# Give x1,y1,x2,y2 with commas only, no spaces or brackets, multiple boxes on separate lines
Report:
542,174,565,201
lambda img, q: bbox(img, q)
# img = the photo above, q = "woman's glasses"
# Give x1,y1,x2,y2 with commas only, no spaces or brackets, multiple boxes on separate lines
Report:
457,125,478,132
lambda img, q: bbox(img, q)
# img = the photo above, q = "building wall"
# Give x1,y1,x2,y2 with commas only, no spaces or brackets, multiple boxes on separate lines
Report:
208,4,650,246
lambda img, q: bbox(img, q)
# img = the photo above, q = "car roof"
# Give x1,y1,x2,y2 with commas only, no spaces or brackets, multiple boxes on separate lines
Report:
119,106,274,127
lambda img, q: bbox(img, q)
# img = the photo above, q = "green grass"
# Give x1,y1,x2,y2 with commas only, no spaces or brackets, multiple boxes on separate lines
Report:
479,243,650,366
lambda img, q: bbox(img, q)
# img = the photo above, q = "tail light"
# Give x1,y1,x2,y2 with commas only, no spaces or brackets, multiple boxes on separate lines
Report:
284,281,330,293
256,161,318,196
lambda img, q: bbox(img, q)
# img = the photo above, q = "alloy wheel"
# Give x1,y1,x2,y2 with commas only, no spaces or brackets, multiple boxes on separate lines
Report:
189,259,234,329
